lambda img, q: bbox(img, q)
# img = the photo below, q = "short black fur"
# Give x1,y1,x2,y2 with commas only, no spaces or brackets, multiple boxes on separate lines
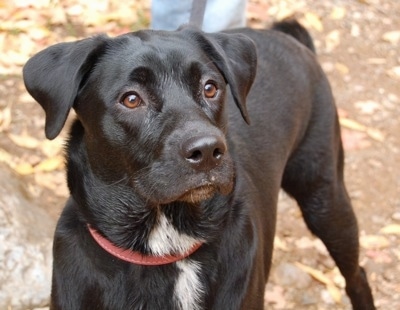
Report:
23,20,375,309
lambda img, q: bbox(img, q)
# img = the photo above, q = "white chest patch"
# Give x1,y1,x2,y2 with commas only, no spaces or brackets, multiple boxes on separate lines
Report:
147,213,202,256
174,260,203,310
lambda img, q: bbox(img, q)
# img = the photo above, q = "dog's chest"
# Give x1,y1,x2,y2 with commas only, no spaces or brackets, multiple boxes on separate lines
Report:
174,260,203,310
147,213,200,256
147,213,204,309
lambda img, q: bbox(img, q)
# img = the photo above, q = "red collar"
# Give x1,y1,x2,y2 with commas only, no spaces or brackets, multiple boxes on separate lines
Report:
88,225,203,266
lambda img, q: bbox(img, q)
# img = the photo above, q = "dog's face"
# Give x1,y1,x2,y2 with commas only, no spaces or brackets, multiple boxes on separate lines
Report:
24,27,257,207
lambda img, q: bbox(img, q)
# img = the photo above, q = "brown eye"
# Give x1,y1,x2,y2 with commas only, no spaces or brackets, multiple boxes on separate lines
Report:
121,92,142,109
204,82,218,99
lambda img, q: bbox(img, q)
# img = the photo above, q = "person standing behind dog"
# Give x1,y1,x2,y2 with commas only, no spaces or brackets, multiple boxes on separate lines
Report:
151,0,247,32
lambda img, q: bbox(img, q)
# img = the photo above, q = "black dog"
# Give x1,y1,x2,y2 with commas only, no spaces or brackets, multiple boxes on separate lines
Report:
23,20,375,309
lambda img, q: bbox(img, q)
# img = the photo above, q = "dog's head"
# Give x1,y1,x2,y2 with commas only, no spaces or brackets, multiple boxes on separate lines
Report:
23,27,257,205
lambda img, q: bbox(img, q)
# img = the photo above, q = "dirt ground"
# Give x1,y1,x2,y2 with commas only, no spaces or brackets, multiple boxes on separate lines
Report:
0,0,399,309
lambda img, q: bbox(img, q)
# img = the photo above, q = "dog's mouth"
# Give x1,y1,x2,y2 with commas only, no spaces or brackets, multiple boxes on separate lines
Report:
133,157,235,205
177,185,217,204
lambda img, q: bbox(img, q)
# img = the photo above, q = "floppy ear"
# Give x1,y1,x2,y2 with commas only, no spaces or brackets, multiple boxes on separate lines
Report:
182,28,257,124
23,35,107,139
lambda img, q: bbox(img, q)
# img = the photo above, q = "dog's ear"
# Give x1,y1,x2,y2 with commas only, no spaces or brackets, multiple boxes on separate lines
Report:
23,35,107,139
183,28,257,124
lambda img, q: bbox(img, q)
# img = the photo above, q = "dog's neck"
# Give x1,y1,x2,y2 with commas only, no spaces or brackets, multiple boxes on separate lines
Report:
66,121,232,255
88,225,203,265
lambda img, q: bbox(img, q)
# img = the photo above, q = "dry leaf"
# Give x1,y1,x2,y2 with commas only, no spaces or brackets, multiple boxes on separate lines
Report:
326,283,342,304
325,30,341,52
354,100,381,115
40,138,64,157
340,118,366,131
387,66,400,79
380,224,400,235
295,262,342,304
0,106,12,132
0,147,13,164
331,267,345,289
329,7,346,20
9,133,41,149
294,262,331,285
303,12,323,32
367,58,386,65
339,118,385,142
351,23,361,37
27,26,52,40
14,162,35,175
366,128,385,142
382,30,400,45
274,236,289,251
34,155,64,172
360,235,390,250
335,62,349,75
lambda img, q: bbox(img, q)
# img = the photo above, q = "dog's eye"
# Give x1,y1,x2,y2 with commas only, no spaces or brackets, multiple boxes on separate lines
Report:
204,82,218,99
121,92,143,109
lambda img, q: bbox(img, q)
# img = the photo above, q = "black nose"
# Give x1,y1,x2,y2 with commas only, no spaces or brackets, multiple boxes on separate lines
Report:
181,135,226,171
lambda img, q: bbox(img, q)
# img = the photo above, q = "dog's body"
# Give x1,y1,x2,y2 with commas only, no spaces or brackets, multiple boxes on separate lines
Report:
23,21,374,309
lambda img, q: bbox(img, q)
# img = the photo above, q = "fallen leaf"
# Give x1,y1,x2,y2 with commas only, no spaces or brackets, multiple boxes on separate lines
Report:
331,267,345,289
40,138,64,157
27,26,52,40
380,224,400,235
303,12,324,32
274,236,289,251
387,66,400,79
382,30,400,45
329,7,346,20
0,147,13,164
366,128,385,142
9,133,41,149
335,62,349,75
354,100,381,115
325,30,341,52
295,262,342,304
294,236,315,249
295,262,331,285
0,106,12,132
34,155,64,172
367,58,386,65
360,235,390,250
294,237,328,255
340,118,366,131
326,283,342,304
14,162,35,175
351,23,361,37
340,118,385,142
66,4,83,16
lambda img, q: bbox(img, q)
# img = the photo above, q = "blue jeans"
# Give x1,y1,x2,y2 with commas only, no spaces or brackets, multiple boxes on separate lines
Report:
151,0,247,32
